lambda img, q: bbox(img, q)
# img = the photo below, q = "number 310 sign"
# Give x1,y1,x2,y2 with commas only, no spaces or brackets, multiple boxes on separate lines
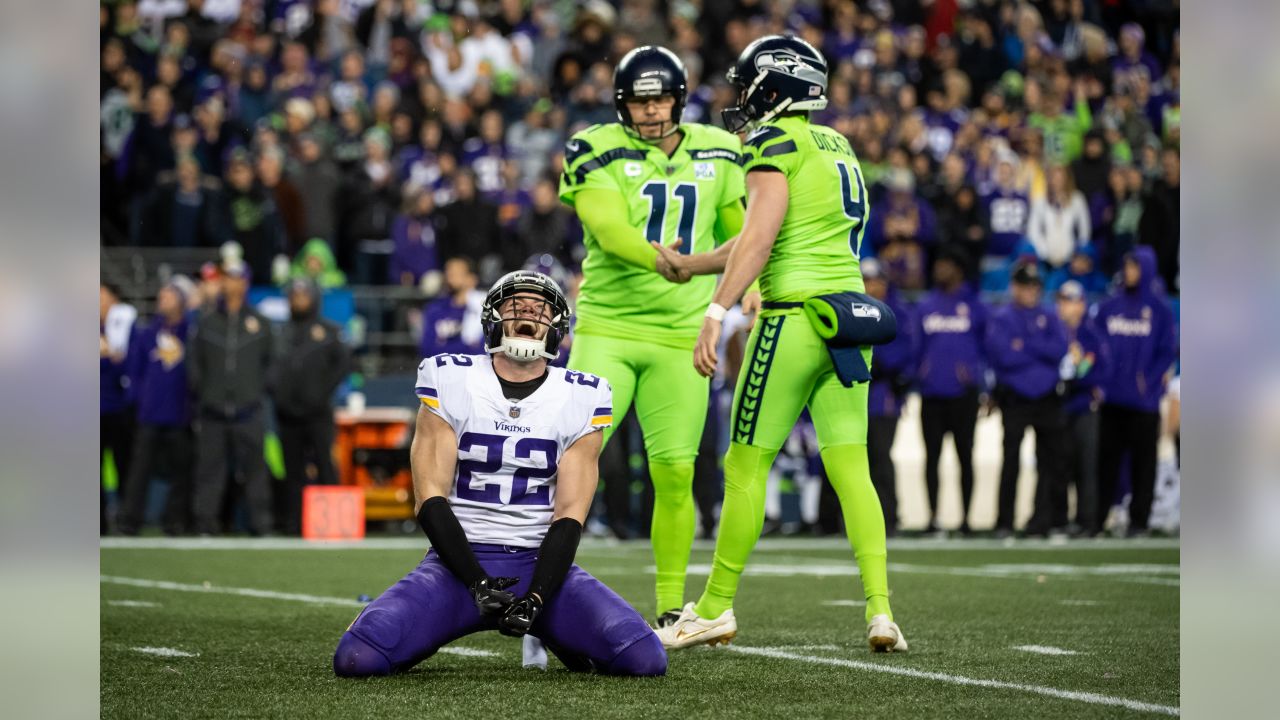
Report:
302,486,366,541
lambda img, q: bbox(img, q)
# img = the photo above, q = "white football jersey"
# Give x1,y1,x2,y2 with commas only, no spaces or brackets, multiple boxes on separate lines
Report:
415,353,613,547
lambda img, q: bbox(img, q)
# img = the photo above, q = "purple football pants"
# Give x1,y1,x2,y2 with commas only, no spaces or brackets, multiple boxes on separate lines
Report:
333,544,667,677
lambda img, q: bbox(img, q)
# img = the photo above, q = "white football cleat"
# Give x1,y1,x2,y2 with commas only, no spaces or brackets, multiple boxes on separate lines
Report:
654,602,737,650
867,614,909,652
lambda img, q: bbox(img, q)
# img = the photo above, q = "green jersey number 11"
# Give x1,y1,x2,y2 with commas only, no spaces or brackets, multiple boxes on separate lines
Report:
835,160,868,259
641,182,698,255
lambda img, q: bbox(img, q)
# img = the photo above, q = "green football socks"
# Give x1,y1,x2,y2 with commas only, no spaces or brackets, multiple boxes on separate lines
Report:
649,459,697,615
821,443,891,623
695,442,778,619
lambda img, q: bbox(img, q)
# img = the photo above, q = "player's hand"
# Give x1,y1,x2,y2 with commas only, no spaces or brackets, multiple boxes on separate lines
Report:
469,576,519,616
740,290,762,329
652,238,691,283
694,316,722,378
498,593,543,637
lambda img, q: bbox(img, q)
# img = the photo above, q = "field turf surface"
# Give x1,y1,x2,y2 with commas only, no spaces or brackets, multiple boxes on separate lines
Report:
101,536,1178,718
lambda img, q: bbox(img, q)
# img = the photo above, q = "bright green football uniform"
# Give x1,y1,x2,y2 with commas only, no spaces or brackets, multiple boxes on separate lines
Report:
692,115,895,626
560,122,746,349
560,122,745,615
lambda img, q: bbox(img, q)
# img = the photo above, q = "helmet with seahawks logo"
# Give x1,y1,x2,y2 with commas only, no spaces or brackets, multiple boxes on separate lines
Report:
481,270,572,362
722,35,828,132
613,45,688,139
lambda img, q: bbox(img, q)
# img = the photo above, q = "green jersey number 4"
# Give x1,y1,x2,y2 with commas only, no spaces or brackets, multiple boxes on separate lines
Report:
641,182,698,254
835,160,868,259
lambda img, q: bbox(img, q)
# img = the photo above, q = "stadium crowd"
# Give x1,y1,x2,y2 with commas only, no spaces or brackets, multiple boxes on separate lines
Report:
100,0,1179,538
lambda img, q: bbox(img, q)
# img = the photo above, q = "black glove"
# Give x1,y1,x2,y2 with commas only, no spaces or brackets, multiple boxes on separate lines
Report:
468,576,519,616
498,594,544,637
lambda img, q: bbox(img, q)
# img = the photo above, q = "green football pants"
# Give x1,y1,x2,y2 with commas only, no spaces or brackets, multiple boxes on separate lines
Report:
568,332,709,614
695,311,893,624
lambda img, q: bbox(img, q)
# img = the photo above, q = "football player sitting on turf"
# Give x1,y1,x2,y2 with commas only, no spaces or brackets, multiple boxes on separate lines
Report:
333,271,667,677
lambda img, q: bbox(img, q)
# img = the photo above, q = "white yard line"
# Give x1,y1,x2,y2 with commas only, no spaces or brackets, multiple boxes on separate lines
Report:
101,575,367,607
438,647,500,658
821,600,866,607
100,536,1180,551
107,600,160,608
103,575,1177,715
726,646,1177,716
1012,645,1081,656
132,646,197,658
636,562,1178,587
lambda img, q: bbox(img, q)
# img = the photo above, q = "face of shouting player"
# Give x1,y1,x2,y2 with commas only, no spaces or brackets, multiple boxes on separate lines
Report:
499,293,552,342
626,95,677,141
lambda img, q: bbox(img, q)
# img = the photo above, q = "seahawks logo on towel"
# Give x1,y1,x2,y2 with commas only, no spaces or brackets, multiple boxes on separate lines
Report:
850,303,882,321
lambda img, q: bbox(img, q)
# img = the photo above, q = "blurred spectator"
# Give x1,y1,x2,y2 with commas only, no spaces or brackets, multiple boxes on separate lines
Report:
1089,163,1144,276
1046,246,1108,296
192,96,240,178
1028,77,1092,166
513,176,582,271
1070,129,1111,198
355,0,416,69
1138,146,1180,294
189,261,274,536
419,257,485,359
337,127,400,277
224,147,287,282
289,133,341,243
120,84,176,197
501,99,558,188
439,169,502,275
867,168,937,290
1055,280,1109,536
915,249,986,533
986,261,1068,536
270,278,351,535
236,59,273,128
979,151,1033,291
462,109,510,196
100,282,137,534
1111,23,1162,94
1094,248,1178,536
330,50,372,115
138,153,228,247
932,154,987,278
289,238,348,289
864,260,915,536
494,159,533,237
389,186,443,289
305,0,356,64
272,41,319,103
118,280,193,536
257,146,308,255
1027,164,1091,270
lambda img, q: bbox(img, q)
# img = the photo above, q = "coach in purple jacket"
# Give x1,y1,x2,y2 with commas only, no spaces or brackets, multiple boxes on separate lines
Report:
118,280,194,536
864,260,916,534
915,248,987,533
1094,247,1178,536
986,260,1068,536
1055,281,1110,534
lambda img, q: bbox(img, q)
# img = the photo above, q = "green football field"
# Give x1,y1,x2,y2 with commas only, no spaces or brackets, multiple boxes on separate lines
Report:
101,536,1179,719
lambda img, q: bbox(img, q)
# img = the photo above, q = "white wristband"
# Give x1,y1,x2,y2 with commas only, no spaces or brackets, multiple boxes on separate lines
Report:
705,303,728,322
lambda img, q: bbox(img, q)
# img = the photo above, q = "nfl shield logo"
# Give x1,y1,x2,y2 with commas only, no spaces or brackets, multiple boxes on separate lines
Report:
694,162,715,180
509,406,521,418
